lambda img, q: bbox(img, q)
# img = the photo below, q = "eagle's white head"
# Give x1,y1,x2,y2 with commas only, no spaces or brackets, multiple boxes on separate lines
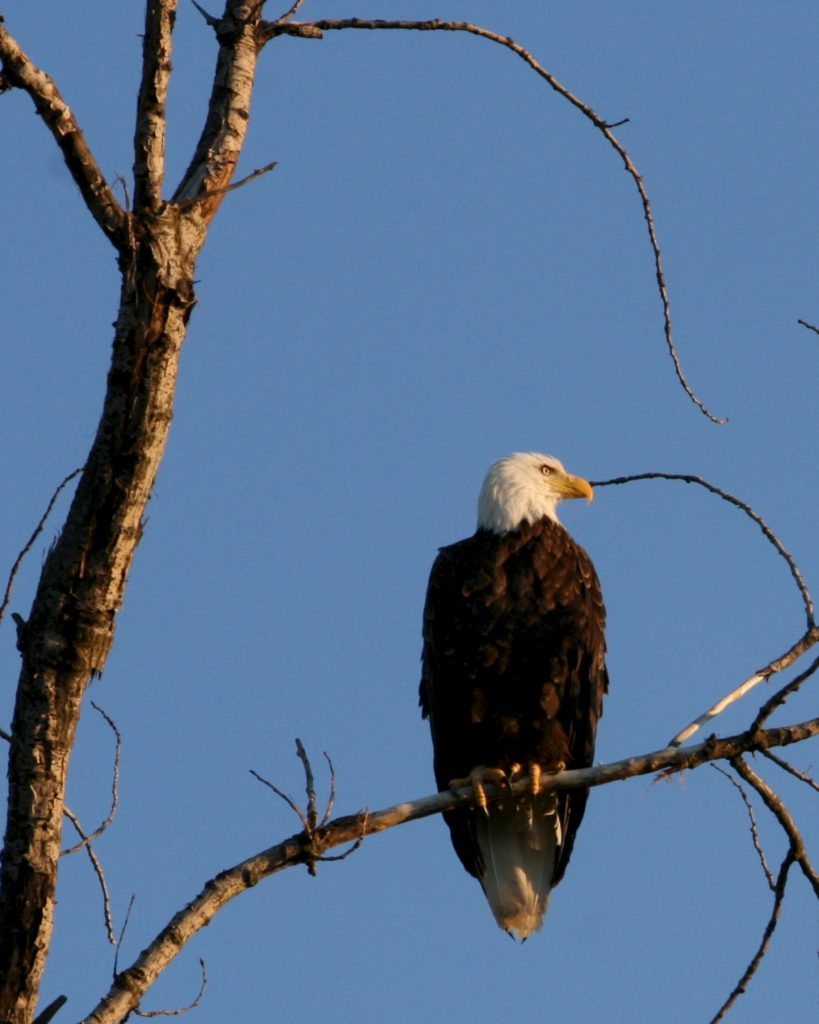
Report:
477,452,593,534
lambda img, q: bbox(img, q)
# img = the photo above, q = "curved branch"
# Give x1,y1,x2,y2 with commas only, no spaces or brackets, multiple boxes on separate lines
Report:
81,717,818,1024
61,702,121,856
257,16,723,423
592,472,815,629
731,756,819,898
0,21,127,248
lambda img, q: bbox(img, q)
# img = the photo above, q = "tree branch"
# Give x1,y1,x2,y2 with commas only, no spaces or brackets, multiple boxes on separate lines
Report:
668,629,819,747
708,850,794,1024
62,807,116,944
172,1,266,213
0,20,128,248
257,16,724,423
81,717,818,1024
731,756,819,898
133,0,178,211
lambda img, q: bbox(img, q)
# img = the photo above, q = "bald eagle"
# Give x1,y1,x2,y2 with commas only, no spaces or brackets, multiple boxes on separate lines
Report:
420,453,607,939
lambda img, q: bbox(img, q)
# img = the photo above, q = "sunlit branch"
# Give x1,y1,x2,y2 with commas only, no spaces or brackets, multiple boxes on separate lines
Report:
0,24,127,246
133,0,177,211
82,717,818,1024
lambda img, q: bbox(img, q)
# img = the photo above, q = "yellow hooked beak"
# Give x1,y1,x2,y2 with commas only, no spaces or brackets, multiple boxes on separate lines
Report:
554,471,594,503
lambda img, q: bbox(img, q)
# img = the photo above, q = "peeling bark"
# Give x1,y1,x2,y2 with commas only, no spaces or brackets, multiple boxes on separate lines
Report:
0,4,263,1019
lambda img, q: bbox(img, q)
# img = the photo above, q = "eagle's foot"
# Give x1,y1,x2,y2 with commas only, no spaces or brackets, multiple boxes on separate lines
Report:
449,765,510,815
507,762,551,796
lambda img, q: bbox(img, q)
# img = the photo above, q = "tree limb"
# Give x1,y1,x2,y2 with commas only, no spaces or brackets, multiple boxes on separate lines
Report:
172,1,266,212
81,717,818,1024
731,756,819,898
0,21,128,248
133,0,178,211
592,472,815,629
708,850,794,1024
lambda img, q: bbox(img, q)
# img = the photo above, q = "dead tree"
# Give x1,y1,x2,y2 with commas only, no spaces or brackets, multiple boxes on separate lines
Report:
0,5,815,1024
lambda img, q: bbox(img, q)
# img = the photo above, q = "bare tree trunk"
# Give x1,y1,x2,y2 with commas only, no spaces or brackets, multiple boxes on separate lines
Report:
0,224,194,1021
0,3,262,1017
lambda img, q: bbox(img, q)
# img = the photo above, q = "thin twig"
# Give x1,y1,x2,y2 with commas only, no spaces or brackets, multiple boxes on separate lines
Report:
592,472,815,630
731,756,819,898
249,769,310,832
0,467,83,627
320,751,336,826
134,959,207,1018
707,851,794,1024
295,738,318,834
175,160,278,210
797,318,819,336
113,895,137,979
62,702,121,855
114,174,133,213
63,808,116,943
258,16,723,422
711,765,774,890
759,748,819,793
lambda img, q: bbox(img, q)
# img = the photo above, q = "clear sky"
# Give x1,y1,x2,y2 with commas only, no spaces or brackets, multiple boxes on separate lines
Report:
2,3,817,1022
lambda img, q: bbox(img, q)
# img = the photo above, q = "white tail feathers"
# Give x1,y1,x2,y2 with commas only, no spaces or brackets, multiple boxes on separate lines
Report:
474,792,560,940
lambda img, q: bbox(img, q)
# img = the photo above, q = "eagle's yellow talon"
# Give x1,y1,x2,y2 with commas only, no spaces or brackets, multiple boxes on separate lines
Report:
449,766,509,814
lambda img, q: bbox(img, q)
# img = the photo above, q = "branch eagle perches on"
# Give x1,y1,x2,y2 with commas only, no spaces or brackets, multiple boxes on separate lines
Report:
81,719,818,1024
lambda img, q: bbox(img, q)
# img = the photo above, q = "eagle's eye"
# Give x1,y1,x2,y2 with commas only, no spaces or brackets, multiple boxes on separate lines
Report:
540,464,553,476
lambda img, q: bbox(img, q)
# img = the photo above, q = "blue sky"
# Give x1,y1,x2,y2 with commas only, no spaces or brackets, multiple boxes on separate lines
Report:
2,3,817,1022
